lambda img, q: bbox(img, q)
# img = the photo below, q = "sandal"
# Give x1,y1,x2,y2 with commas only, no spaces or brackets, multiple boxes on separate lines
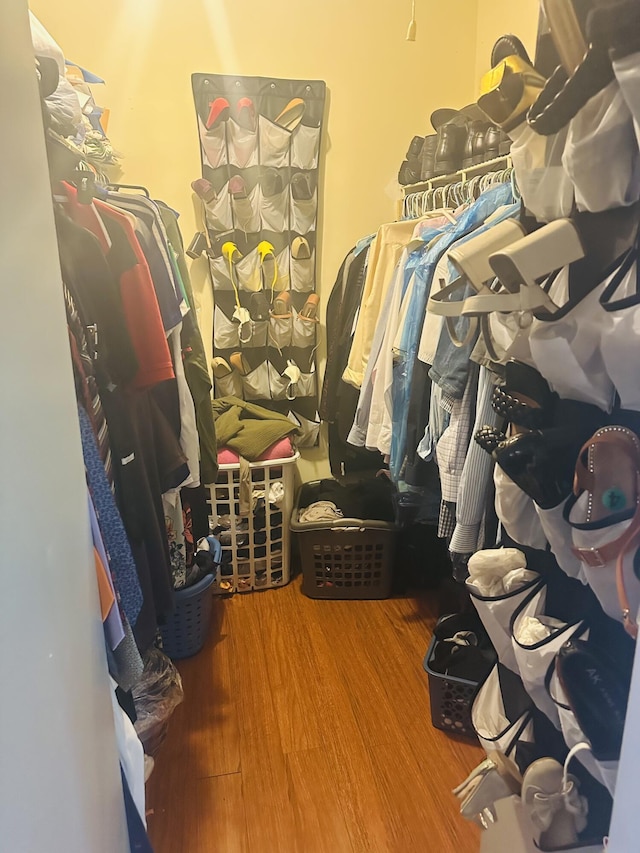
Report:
274,97,305,131
570,426,640,637
257,240,278,292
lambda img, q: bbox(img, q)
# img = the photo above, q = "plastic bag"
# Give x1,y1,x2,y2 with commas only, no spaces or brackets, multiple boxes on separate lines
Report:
131,647,184,757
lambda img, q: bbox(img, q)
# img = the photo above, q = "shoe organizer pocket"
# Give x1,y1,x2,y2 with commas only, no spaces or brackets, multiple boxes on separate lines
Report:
494,467,548,551
471,664,535,758
509,122,574,222
260,184,289,232
204,183,233,232
213,305,240,350
198,117,227,169
259,115,292,168
293,369,316,399
210,255,234,291
269,313,293,350
227,118,258,169
236,248,262,293
292,309,318,348
267,363,291,401
547,668,619,795
273,247,290,292
535,499,587,581
241,361,271,401
291,251,315,292
511,586,589,728
291,123,321,170
467,572,544,674
231,183,260,234
563,82,639,214
215,369,243,399
290,190,318,235
242,320,268,349
288,410,320,447
569,494,640,626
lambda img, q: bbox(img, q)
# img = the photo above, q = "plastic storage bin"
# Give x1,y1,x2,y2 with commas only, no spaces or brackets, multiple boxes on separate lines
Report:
159,573,215,659
423,634,481,739
207,453,298,594
291,481,397,600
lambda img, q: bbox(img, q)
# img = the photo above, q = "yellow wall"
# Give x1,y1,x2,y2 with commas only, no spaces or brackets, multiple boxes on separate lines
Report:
30,0,543,480
474,0,541,90
31,0,481,480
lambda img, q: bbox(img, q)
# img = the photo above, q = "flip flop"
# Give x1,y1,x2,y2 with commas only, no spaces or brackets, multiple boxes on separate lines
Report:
221,241,243,263
206,97,230,129
274,97,306,131
257,240,278,291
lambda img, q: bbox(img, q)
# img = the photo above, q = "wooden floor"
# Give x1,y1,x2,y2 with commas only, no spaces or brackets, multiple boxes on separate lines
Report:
146,577,483,853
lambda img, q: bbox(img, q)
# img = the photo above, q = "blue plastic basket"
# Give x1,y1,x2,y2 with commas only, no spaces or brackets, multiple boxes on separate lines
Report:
159,573,215,660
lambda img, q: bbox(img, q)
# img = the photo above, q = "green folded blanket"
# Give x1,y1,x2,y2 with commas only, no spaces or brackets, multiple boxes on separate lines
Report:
211,397,299,461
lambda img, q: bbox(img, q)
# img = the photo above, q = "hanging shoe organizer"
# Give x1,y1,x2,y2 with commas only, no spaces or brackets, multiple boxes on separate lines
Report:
192,74,327,447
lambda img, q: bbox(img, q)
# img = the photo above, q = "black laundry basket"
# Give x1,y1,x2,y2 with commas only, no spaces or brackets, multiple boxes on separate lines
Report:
291,480,397,600
423,614,495,739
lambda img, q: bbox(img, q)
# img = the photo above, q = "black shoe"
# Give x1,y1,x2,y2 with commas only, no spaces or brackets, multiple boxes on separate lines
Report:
398,160,420,186
492,361,558,431
557,639,631,761
420,134,438,181
484,124,503,160
435,122,466,175
491,33,533,66
463,120,489,167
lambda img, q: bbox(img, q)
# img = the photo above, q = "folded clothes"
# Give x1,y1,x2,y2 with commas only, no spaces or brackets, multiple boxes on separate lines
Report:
299,501,344,523
297,477,396,522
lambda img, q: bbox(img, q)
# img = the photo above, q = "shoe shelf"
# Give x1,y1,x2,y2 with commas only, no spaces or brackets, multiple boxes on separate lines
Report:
401,154,513,196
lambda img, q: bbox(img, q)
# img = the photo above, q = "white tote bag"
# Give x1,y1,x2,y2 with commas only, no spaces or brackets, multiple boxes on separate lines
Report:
471,664,535,758
511,585,589,728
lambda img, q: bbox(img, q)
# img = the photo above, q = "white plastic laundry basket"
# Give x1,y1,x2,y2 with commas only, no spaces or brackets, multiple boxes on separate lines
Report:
207,453,298,594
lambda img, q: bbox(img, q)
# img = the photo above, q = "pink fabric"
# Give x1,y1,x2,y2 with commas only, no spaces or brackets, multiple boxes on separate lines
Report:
217,437,294,465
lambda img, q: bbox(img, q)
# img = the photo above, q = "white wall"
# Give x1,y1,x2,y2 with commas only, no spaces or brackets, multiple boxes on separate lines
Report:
0,1,128,850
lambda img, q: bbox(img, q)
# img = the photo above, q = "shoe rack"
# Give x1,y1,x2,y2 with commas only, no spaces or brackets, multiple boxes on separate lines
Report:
397,154,513,219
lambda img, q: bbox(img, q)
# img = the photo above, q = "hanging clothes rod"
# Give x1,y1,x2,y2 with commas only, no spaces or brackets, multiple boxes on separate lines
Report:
401,154,513,196
402,161,516,220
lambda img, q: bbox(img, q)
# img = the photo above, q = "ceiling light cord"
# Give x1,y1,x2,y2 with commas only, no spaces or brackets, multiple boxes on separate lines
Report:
407,0,417,41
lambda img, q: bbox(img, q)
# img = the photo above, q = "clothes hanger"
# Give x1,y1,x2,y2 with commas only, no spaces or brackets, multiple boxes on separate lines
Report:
106,182,151,198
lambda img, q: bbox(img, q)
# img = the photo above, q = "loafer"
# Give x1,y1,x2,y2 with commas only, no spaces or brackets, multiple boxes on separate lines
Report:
491,33,533,67
291,171,315,201
249,291,270,322
420,134,438,180
260,167,284,197
191,178,217,203
399,160,420,185
206,96,230,129
406,135,425,160
236,97,256,131
435,121,465,175
299,293,320,321
556,639,631,761
228,175,248,199
291,236,311,260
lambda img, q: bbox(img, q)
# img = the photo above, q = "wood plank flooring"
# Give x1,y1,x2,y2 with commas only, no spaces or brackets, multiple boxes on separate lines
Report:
146,577,483,853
